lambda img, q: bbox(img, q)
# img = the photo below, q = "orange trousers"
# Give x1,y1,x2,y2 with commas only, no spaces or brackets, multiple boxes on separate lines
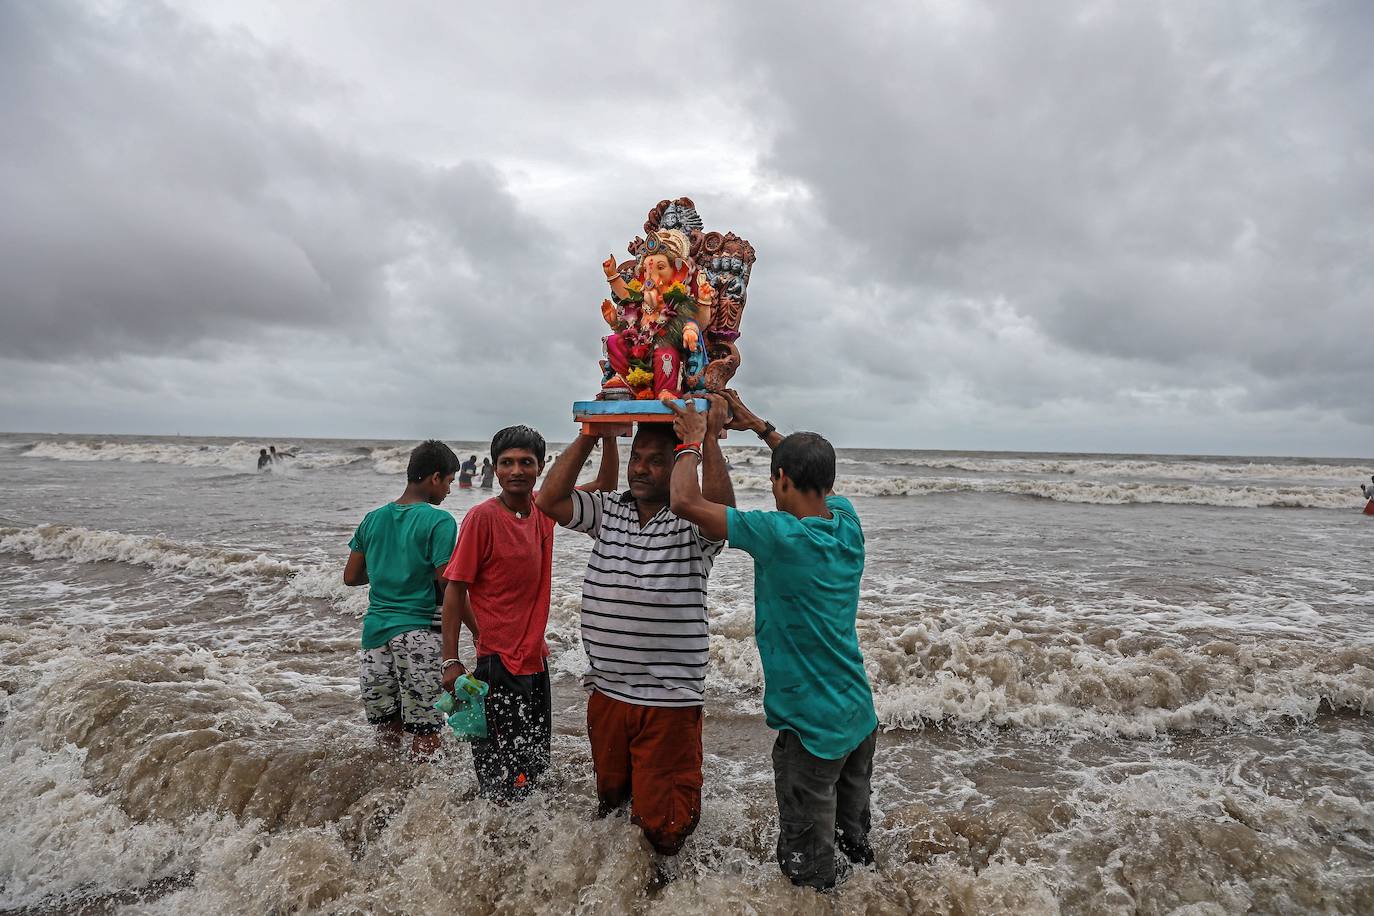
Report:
586,689,703,855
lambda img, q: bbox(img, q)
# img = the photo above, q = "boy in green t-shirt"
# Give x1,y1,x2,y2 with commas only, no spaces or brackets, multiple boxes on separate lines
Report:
344,439,460,758
668,394,879,891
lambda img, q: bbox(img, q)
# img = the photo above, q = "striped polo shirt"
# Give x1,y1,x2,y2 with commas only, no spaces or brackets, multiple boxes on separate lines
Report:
565,489,723,706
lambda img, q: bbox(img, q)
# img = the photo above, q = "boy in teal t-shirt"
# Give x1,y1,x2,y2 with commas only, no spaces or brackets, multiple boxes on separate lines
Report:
668,394,879,891
344,439,459,758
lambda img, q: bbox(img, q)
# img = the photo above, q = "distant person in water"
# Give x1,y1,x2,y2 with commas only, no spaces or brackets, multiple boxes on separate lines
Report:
269,445,295,463
459,454,478,489
257,448,271,471
344,440,460,759
1362,475,1374,500
479,457,494,489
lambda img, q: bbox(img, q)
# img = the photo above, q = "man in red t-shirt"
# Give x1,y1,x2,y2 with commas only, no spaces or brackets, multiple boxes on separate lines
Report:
441,425,616,800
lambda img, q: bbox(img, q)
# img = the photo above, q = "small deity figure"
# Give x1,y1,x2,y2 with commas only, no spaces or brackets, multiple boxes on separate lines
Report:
600,227,716,401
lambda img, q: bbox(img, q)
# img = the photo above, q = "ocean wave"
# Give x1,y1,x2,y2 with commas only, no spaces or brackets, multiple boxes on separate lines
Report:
0,524,299,578
692,597,1374,738
544,555,1374,740
14,521,1367,742
22,439,1369,496
0,524,362,614
23,440,374,472
836,454,1366,482
2,633,1370,913
863,620,1374,737
730,472,1362,509
366,444,416,475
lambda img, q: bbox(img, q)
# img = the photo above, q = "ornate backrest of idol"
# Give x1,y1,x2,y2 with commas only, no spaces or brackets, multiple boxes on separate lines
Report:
599,197,756,401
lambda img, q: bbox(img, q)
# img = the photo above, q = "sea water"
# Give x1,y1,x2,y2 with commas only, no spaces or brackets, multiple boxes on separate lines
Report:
1,433,1371,914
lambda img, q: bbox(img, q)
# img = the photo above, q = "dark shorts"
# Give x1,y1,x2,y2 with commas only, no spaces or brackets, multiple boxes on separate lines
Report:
587,689,703,856
772,727,878,890
471,654,551,801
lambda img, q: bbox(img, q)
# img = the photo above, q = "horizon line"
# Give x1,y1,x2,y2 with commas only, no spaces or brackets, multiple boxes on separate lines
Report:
2,429,1370,464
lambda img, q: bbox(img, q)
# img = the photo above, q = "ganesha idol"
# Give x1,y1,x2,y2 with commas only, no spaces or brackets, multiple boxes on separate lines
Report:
595,197,755,403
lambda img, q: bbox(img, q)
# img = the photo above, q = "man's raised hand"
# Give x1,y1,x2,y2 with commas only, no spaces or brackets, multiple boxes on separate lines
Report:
668,399,708,444
722,389,763,433
704,393,730,437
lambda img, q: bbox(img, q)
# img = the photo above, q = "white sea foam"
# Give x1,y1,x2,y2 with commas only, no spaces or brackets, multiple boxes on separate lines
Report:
22,438,1371,508
0,524,299,578
367,443,417,475
2,629,1369,913
730,471,1361,509
23,440,375,472
836,454,1366,482
0,524,365,615
8,520,1371,741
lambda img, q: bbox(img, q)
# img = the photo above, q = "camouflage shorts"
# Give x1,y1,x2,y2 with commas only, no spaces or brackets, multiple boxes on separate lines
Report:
359,629,445,735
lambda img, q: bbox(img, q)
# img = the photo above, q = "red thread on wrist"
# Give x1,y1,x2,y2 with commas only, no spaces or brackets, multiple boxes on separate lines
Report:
674,442,703,452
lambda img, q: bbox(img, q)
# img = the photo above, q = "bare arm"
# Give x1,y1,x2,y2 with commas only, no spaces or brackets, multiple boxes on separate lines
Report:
441,580,476,690
671,453,729,542
723,389,783,449
668,399,730,542
700,397,735,510
343,550,368,586
577,435,619,493
535,433,601,525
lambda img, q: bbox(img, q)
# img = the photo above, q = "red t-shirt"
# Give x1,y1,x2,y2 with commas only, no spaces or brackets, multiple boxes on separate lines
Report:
442,496,554,675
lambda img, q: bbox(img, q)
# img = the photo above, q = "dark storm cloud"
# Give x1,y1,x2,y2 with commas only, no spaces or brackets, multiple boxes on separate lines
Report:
728,1,1374,418
0,0,1369,452
0,2,550,362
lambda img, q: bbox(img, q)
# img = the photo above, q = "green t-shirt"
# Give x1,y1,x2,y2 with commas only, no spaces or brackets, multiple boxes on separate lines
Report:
726,495,878,760
349,502,458,650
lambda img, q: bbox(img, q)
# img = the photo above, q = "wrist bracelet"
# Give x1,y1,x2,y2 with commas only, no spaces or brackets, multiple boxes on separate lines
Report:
756,422,776,440
441,659,462,669
673,448,702,462
674,441,703,452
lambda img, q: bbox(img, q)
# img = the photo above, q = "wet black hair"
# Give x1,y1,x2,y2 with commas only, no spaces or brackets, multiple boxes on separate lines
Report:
770,431,835,495
259,448,267,455
490,425,546,464
407,439,460,482
631,423,681,452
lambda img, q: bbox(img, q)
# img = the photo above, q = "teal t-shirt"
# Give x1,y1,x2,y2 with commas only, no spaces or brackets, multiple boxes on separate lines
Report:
726,495,878,760
349,502,458,650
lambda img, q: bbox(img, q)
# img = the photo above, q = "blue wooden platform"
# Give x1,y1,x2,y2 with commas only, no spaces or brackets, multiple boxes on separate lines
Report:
573,398,707,417
572,398,710,436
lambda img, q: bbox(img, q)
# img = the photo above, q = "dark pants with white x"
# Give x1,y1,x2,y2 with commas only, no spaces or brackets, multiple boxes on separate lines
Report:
471,654,551,801
771,727,878,890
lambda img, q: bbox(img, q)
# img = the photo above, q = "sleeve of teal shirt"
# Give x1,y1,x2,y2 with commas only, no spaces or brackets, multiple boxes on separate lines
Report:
726,507,788,562
427,512,458,568
826,496,864,544
348,514,367,552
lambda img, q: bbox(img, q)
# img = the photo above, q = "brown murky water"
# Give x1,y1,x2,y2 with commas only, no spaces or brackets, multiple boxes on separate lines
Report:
2,434,1372,913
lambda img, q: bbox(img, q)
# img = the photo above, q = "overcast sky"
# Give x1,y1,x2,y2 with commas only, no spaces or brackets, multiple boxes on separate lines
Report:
2,1,1370,456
